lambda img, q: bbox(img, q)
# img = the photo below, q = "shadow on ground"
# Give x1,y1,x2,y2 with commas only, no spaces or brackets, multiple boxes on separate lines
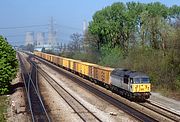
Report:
9,82,24,94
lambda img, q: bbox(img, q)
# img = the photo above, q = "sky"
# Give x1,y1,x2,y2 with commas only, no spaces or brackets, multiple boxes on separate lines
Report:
0,0,179,46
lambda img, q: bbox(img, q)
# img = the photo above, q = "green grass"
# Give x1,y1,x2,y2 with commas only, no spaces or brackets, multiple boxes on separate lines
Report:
0,96,8,122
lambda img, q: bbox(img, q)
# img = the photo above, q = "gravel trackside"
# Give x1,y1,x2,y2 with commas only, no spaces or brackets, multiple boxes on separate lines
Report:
6,71,31,122
150,92,180,115
38,74,83,122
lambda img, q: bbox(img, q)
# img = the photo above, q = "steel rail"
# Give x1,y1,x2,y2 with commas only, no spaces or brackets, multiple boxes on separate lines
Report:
138,100,180,122
17,53,35,122
18,52,51,122
37,66,102,122
27,56,51,122
147,100,180,117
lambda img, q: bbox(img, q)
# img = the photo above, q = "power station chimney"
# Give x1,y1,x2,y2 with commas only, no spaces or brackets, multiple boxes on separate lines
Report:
83,20,88,34
48,17,57,47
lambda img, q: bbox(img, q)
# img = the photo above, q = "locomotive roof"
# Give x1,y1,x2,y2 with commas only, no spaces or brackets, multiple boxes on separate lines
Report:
129,72,149,78
111,68,149,78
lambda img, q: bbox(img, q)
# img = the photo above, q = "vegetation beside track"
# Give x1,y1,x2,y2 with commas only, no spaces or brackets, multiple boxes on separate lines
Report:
57,2,180,99
0,36,18,95
0,96,8,122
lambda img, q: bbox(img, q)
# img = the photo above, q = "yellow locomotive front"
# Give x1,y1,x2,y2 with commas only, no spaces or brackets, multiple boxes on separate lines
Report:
130,77,151,100
131,77,151,92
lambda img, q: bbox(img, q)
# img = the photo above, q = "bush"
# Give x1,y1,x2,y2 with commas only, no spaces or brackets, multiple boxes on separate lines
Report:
0,36,18,95
119,46,180,91
98,44,124,67
174,76,180,90
72,52,99,63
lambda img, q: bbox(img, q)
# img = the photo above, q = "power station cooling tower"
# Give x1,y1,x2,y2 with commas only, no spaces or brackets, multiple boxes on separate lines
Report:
36,32,45,47
25,32,34,45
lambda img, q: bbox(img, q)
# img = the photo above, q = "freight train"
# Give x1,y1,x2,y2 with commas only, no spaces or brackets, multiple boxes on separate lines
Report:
34,51,151,100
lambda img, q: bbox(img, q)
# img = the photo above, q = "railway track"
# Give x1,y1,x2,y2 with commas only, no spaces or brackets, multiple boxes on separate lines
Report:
37,64,102,122
139,100,180,122
34,55,158,122
17,52,51,122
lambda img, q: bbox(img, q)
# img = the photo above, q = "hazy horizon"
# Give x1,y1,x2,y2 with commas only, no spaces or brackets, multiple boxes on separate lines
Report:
0,0,179,46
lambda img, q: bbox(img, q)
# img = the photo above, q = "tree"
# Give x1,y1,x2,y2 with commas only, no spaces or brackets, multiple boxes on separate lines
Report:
69,33,83,52
88,2,145,51
139,2,169,49
169,5,180,20
88,2,180,51
89,2,127,49
83,30,101,63
0,36,18,94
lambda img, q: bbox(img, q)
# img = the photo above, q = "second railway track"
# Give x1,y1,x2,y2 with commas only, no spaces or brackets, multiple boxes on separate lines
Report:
37,65,102,122
17,52,51,122
139,100,180,122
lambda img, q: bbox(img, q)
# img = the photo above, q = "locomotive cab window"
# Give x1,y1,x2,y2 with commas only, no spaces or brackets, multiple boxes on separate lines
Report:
133,78,150,84
124,76,129,84
133,78,140,84
141,78,150,83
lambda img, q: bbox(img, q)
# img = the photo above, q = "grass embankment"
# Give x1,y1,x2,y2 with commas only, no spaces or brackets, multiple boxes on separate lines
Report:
0,96,8,122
